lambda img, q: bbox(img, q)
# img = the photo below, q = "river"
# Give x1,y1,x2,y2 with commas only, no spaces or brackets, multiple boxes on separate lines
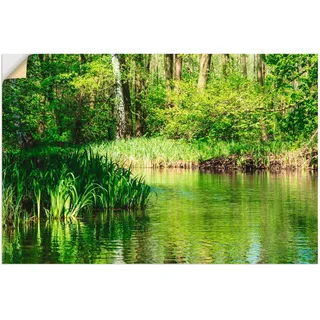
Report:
2,169,318,263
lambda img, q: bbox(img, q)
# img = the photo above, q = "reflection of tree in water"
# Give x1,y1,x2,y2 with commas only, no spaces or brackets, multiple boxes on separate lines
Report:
100,210,152,263
144,170,318,264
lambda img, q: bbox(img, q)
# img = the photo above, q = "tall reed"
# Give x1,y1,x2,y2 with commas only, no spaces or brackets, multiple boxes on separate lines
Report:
90,137,317,169
2,148,151,225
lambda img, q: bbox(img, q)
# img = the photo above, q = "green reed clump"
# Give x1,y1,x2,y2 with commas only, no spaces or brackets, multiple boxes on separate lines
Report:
88,137,316,169
2,148,151,225
90,137,201,168
44,172,96,219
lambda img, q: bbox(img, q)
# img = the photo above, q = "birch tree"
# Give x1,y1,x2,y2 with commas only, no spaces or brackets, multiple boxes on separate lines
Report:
112,54,126,139
118,55,133,138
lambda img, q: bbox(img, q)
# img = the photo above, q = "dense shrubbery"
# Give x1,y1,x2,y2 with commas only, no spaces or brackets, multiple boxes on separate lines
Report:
152,77,265,141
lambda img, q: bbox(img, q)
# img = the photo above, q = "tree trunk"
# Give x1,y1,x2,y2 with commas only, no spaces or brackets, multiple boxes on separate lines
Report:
257,54,264,86
174,54,182,93
262,57,266,81
155,54,159,84
164,54,174,107
119,55,133,138
164,54,174,90
253,54,256,81
145,54,152,74
241,54,247,78
175,54,182,81
222,54,230,77
112,54,126,139
198,54,212,90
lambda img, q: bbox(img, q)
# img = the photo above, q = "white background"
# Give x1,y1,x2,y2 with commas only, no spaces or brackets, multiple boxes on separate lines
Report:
0,1,319,319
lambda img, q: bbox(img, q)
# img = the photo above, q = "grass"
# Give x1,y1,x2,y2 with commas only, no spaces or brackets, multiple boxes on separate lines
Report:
2,148,151,226
90,137,201,168
89,137,317,169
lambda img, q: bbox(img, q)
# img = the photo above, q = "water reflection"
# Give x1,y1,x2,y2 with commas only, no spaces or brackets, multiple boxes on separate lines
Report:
3,211,150,264
2,170,318,264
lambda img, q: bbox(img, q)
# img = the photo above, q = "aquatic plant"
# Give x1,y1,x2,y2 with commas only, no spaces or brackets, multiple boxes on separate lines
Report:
2,148,151,225
32,178,41,220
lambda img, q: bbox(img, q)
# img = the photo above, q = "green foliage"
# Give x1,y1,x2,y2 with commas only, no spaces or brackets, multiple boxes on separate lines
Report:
145,81,167,136
264,54,318,141
2,148,151,225
45,172,96,219
3,55,117,150
160,77,265,141
2,54,317,152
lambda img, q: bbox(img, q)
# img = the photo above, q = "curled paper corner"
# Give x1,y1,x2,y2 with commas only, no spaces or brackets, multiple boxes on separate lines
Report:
2,54,29,81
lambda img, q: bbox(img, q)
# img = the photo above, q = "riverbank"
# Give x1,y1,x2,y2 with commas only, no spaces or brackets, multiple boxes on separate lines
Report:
199,148,318,171
3,137,317,172
90,137,317,171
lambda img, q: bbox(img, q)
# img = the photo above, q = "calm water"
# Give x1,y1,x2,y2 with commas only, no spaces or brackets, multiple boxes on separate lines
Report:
2,170,318,264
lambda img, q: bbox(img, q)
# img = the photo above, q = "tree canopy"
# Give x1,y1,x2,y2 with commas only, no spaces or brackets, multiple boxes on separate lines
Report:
2,54,318,151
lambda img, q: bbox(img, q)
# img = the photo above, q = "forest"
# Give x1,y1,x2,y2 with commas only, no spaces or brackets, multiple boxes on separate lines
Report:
3,54,318,152
2,53,318,225
2,53,318,265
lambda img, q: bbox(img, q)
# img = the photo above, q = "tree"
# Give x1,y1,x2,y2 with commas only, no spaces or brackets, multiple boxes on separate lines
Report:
257,54,264,86
253,54,256,81
222,54,230,77
175,54,182,82
118,54,133,138
198,54,212,90
174,54,182,94
112,54,126,139
164,54,174,91
241,54,247,78
2,53,317,152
